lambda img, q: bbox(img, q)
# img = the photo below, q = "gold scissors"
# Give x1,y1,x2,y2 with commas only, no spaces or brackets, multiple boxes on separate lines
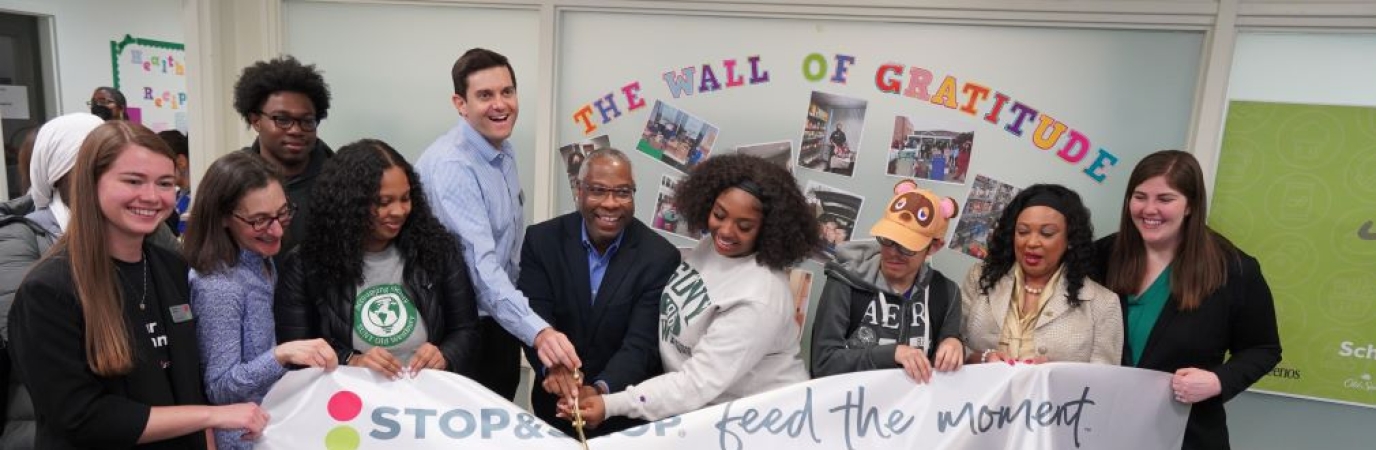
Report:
570,370,590,450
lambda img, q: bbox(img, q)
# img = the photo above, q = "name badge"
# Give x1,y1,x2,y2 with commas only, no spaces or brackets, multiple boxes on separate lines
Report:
169,304,194,323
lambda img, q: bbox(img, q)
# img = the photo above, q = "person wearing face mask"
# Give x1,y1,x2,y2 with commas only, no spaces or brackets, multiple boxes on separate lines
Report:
516,148,680,437
88,87,128,121
961,184,1122,366
811,180,964,384
561,154,819,428
1092,150,1279,450
232,56,334,257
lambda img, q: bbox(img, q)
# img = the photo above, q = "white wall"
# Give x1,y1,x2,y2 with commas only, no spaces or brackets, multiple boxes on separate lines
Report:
1221,31,1376,450
0,0,184,117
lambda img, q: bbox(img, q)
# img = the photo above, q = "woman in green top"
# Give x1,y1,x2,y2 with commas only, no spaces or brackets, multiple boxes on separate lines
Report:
1093,150,1281,450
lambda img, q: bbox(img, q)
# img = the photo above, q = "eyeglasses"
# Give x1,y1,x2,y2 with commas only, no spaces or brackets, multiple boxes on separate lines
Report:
581,184,636,202
257,112,319,131
86,100,117,107
233,204,297,232
876,236,919,257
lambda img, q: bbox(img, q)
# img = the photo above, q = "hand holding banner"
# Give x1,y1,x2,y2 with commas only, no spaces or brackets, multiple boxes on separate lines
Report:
258,363,1186,449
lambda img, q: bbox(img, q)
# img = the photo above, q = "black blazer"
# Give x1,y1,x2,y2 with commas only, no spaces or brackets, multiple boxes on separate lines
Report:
1093,235,1281,450
8,244,207,450
274,245,480,378
518,213,679,435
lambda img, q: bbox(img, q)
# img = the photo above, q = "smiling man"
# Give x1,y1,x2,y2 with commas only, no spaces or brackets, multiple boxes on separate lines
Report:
516,148,679,436
233,56,333,255
416,48,582,400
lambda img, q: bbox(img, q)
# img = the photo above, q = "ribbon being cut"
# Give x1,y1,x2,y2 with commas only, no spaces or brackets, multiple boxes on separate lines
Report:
257,363,1188,450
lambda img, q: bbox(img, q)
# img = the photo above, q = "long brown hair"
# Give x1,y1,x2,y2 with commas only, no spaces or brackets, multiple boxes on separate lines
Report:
1106,150,1236,311
60,121,176,376
182,152,283,273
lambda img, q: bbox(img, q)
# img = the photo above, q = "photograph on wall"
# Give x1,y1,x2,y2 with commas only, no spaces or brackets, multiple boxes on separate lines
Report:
948,174,1022,259
787,268,814,339
558,134,612,192
798,91,868,177
735,140,794,173
652,174,701,240
636,101,719,173
886,115,975,184
804,180,865,263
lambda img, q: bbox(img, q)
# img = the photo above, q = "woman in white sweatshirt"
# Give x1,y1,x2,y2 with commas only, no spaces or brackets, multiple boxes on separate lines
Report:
564,154,820,426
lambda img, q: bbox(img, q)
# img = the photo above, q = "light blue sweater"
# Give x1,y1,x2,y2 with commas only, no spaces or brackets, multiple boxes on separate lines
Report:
190,249,286,450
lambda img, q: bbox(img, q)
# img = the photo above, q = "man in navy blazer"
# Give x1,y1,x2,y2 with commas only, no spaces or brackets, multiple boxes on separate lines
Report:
519,148,680,436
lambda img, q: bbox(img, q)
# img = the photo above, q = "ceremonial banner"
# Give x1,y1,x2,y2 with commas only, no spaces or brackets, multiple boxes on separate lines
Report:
258,363,1186,450
1212,101,1376,407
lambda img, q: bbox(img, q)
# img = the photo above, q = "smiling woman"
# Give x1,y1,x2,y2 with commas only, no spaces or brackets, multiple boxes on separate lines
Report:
8,121,269,449
564,154,820,427
274,138,480,386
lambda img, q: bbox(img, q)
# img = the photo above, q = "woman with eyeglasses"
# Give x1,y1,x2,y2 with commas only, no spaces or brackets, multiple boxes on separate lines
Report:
961,184,1122,365
89,87,128,121
275,139,479,381
181,152,337,450
8,121,267,449
562,154,819,428
811,180,964,383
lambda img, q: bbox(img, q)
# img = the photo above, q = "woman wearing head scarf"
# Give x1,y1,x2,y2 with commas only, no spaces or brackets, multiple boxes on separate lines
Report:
0,113,103,447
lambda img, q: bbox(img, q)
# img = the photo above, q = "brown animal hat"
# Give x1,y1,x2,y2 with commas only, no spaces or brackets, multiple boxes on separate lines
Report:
869,180,958,252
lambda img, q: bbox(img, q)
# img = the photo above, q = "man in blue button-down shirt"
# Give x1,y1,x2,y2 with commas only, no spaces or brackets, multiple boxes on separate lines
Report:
416,48,580,400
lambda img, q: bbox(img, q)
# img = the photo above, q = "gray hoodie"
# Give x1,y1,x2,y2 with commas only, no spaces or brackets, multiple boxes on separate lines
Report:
809,240,962,378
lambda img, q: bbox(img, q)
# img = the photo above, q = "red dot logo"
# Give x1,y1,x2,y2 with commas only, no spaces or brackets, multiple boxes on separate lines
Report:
328,391,363,421
325,391,362,450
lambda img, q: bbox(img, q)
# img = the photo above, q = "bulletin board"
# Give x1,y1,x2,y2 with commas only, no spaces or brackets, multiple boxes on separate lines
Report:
111,34,188,133
1211,100,1376,408
550,12,1205,350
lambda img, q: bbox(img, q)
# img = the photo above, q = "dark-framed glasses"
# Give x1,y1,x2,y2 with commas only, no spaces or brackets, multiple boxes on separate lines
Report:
86,99,117,107
876,236,919,257
257,112,319,131
581,184,636,202
234,204,297,232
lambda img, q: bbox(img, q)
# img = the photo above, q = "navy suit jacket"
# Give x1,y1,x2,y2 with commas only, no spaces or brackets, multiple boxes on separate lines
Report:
518,212,679,434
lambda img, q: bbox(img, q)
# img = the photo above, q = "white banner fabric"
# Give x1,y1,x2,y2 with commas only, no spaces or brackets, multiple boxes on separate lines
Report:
257,362,1186,450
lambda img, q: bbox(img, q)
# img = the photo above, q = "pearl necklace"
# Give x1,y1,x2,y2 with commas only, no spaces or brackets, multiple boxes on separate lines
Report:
1022,284,1045,295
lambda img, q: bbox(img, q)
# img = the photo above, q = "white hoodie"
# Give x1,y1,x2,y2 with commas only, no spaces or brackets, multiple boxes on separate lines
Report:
602,239,808,421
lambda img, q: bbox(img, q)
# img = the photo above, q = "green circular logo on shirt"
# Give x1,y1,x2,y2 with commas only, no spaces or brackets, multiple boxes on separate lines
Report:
354,284,417,347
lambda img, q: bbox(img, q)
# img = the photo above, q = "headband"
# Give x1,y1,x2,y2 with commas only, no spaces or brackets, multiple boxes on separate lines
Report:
1022,191,1074,218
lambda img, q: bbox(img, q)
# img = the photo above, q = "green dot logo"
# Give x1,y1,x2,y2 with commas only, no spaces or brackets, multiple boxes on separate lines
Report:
325,391,363,450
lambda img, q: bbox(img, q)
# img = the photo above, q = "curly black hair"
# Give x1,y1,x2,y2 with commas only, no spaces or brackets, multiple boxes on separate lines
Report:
978,184,1095,307
232,55,331,124
301,138,457,288
673,154,819,271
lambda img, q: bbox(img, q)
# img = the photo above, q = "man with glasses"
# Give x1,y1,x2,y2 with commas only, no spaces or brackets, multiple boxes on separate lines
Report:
516,148,679,436
232,56,333,255
810,180,966,384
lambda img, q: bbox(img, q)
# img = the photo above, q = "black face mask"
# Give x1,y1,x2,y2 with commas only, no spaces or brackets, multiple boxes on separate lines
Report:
91,104,115,120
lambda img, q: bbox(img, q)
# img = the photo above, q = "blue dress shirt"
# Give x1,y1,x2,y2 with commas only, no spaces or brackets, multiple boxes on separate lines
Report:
416,119,549,346
580,221,625,300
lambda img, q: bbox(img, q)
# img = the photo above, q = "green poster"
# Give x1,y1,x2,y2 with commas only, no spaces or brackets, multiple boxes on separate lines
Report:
1211,101,1376,407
